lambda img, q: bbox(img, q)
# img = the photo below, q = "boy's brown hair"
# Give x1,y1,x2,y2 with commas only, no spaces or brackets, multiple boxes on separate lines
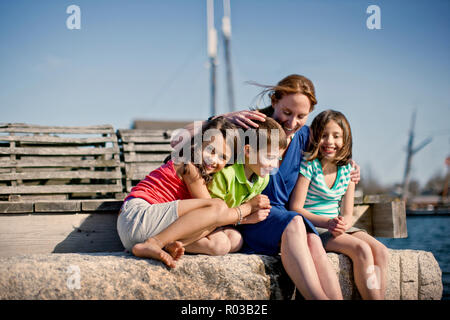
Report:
230,116,287,164
245,116,287,151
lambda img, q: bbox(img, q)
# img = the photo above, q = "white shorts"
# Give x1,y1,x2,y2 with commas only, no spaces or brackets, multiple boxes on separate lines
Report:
116,197,179,252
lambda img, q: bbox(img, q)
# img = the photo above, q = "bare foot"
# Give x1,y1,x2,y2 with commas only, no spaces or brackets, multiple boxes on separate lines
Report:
132,238,176,268
165,241,185,261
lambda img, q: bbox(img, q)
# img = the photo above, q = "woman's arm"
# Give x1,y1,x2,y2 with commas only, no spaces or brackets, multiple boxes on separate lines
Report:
218,110,267,129
170,110,267,148
349,160,360,184
289,174,331,229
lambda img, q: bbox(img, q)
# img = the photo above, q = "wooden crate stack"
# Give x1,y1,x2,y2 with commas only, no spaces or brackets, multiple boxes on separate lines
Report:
0,123,124,213
117,129,173,192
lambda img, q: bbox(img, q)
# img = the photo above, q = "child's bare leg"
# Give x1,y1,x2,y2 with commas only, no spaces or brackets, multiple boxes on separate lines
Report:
307,233,343,299
131,199,227,268
185,228,231,255
132,237,176,268
326,233,382,300
164,241,185,261
280,216,330,300
352,232,389,299
151,198,236,248
222,227,243,253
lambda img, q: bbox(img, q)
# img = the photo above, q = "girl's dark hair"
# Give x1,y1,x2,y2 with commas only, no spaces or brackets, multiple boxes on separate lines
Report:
306,109,352,166
172,117,237,184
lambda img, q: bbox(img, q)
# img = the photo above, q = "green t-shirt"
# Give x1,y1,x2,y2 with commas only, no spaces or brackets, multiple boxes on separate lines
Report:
208,163,270,208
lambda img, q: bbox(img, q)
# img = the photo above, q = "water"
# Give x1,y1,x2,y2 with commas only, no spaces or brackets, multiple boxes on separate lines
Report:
377,215,450,300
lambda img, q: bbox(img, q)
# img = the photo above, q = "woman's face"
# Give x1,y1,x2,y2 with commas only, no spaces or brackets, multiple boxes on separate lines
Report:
271,93,311,139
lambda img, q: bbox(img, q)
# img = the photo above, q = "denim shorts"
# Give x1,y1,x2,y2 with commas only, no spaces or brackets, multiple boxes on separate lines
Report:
116,198,179,252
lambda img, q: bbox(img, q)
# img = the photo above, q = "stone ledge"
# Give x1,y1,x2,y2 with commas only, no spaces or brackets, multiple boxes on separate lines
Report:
0,249,442,300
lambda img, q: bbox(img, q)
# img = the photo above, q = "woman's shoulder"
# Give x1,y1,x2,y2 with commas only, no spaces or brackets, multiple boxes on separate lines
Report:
295,125,310,146
297,125,310,137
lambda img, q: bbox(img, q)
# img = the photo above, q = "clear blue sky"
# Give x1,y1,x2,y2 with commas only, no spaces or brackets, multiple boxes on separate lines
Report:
1,0,449,188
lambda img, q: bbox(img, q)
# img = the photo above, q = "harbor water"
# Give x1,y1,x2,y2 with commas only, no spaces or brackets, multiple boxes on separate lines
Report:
377,215,450,300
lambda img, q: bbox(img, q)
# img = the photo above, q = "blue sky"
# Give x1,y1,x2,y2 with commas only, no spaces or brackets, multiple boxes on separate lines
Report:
1,0,449,188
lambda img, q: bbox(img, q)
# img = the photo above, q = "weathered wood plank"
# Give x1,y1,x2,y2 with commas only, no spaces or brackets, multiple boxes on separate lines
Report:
0,170,122,181
118,129,173,137
122,144,173,152
352,205,373,235
125,165,161,180
0,213,123,256
81,199,123,212
372,201,408,238
0,147,119,156
124,153,170,163
0,124,115,134
0,135,116,144
34,201,81,212
8,194,68,201
0,159,120,168
0,184,123,195
120,136,172,143
0,202,34,213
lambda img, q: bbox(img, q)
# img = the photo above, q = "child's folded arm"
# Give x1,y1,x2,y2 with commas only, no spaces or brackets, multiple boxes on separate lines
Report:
339,180,355,229
288,174,331,229
182,163,212,199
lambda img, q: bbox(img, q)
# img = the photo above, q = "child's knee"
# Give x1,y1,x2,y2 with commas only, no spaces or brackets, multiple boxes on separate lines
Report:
207,233,231,255
224,228,243,252
353,241,372,261
208,199,229,224
373,242,389,265
306,233,326,258
284,216,306,238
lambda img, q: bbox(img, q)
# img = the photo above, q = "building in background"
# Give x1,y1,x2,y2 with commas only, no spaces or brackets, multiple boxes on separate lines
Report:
132,120,191,130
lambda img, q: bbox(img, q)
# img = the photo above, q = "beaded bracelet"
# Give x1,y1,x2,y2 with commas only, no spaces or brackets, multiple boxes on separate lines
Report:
234,206,243,225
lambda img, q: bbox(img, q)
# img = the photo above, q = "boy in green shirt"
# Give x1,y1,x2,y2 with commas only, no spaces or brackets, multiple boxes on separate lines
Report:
185,117,287,255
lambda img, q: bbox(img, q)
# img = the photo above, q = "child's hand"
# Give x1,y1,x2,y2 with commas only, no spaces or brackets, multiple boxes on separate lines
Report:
328,217,347,237
244,209,270,224
247,194,271,212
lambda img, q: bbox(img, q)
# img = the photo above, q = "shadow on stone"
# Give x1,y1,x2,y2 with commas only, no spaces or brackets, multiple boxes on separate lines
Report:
52,212,124,254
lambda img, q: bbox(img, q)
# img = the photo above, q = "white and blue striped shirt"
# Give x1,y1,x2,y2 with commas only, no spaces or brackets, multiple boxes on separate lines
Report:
299,158,352,219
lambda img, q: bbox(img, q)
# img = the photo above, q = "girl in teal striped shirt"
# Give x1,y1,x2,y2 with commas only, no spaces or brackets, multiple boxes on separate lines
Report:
290,110,389,300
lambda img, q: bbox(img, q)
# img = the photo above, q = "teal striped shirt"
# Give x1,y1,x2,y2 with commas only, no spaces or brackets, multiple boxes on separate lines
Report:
299,158,352,219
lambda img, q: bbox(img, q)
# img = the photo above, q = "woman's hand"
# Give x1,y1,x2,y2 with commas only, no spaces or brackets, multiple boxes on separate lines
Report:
221,110,267,129
349,160,361,184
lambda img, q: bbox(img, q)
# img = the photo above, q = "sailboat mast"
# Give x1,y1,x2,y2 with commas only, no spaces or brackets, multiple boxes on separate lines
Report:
207,0,217,116
222,0,235,112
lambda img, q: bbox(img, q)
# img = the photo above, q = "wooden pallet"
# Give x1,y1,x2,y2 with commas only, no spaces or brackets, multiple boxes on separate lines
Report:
0,123,124,202
117,128,173,192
